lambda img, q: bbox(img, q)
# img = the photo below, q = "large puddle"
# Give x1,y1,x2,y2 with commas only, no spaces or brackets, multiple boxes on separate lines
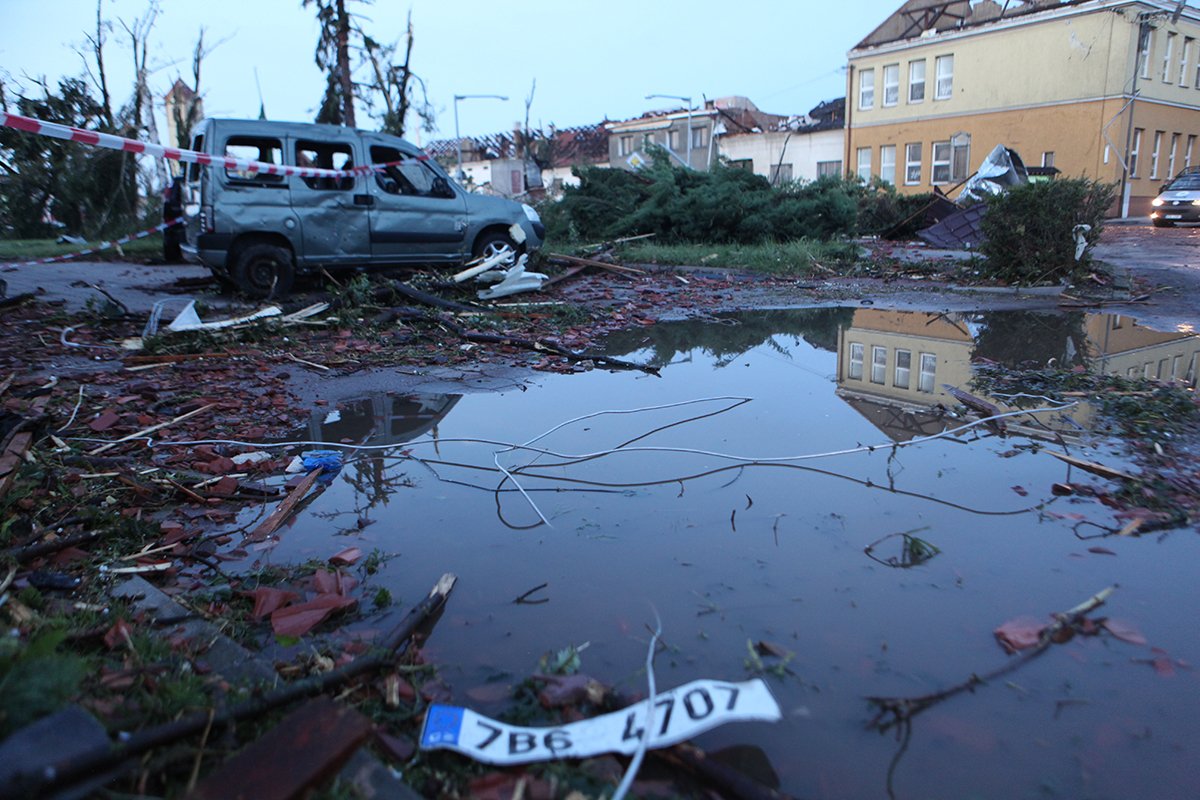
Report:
249,308,1199,799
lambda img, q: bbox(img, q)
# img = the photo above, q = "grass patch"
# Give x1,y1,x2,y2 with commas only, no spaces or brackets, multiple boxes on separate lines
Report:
0,236,162,262
614,239,859,276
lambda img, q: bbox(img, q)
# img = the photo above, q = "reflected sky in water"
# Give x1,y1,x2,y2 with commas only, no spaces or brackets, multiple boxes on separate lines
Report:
249,308,1199,799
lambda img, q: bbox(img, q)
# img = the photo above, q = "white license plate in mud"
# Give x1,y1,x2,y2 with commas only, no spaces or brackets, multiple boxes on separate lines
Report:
419,678,781,765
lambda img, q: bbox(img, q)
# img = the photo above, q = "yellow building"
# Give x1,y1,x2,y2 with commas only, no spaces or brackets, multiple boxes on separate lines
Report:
847,0,1200,216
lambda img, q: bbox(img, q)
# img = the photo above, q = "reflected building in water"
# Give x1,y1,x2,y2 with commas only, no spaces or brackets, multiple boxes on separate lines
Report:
836,309,1200,443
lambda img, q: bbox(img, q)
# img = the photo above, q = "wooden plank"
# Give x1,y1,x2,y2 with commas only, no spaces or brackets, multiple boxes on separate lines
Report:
186,697,372,800
246,469,322,541
546,252,646,276
1047,451,1136,482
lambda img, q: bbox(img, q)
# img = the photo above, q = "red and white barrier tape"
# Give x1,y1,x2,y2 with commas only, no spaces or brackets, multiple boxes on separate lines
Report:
0,111,429,179
1,218,182,269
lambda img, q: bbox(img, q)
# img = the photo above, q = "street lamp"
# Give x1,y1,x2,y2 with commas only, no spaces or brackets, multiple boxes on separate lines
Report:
645,93,693,168
454,94,508,181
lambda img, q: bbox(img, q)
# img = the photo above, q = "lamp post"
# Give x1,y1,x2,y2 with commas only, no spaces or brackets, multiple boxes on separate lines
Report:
645,93,693,168
453,93,508,181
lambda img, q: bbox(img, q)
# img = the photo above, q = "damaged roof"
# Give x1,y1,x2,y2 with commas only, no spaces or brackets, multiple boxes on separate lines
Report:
855,0,1104,49
425,122,611,169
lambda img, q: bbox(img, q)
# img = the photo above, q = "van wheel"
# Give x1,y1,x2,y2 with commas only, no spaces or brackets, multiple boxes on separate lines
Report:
474,232,519,266
1152,218,1174,228
233,242,294,299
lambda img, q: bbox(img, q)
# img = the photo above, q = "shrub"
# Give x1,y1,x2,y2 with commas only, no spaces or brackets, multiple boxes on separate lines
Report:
541,153,859,245
977,178,1116,285
853,180,940,239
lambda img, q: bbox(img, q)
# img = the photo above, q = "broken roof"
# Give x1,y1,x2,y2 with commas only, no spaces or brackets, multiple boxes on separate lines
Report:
424,122,610,169
855,0,1120,49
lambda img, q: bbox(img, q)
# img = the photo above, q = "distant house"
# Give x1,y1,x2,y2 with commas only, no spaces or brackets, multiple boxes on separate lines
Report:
425,123,609,198
607,96,788,172
848,0,1200,216
719,98,846,184
164,79,204,150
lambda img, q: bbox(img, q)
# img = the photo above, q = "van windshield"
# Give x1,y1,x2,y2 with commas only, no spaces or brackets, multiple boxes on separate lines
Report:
1165,176,1200,191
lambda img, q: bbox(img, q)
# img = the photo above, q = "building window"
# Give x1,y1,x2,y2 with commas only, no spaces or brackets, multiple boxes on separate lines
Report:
1169,133,1180,179
935,55,954,99
1163,32,1177,83
1042,151,1055,168
691,126,709,149
883,64,900,106
1187,135,1196,169
932,141,951,184
849,343,864,380
668,129,682,151
1151,130,1164,178
1181,37,1193,87
1140,29,1153,80
618,135,633,156
1131,128,1143,177
908,60,926,103
817,160,843,178
857,147,872,181
905,143,922,184
894,350,912,389
871,346,887,384
918,353,936,393
880,145,897,185
769,163,793,185
859,69,875,110
951,133,971,182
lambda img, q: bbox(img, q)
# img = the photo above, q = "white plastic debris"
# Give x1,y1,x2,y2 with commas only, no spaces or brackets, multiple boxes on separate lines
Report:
230,451,272,467
508,222,527,245
476,254,547,300
323,410,342,424
166,300,282,332
1073,224,1092,261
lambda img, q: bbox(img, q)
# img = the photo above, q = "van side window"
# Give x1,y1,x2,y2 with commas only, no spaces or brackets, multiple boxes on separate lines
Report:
296,140,355,191
223,137,285,185
188,134,205,181
370,145,449,198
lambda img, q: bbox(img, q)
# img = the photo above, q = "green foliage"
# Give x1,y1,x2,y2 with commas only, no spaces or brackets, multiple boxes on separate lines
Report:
617,239,858,276
0,630,90,736
0,78,140,239
977,178,1116,285
854,180,939,239
544,155,859,245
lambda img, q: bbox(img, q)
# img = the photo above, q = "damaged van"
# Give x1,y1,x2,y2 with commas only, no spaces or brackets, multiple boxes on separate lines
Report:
180,118,545,297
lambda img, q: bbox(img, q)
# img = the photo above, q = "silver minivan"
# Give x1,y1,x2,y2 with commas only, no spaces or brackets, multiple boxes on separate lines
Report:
180,118,544,297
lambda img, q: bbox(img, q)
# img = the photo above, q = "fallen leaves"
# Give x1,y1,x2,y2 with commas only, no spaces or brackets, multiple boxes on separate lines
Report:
994,616,1046,654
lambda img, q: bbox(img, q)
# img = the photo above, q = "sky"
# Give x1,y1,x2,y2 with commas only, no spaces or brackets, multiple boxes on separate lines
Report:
0,0,904,145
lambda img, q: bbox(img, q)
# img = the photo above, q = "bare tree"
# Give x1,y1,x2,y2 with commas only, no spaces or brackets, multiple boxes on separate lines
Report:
304,0,360,127
79,0,115,129
358,10,434,137
120,1,166,186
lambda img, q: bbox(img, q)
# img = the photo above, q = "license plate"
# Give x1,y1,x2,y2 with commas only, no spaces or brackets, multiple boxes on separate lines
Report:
1166,214,1183,219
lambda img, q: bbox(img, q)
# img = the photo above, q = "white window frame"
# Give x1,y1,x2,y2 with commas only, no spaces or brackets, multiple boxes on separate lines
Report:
668,128,682,151
1187,134,1196,169
859,69,875,110
905,142,922,185
1151,130,1164,179
618,135,633,157
934,55,954,100
1140,29,1154,80
1163,32,1177,83
871,346,887,385
857,147,872,181
816,160,842,178
951,133,970,182
1042,151,1056,168
691,125,708,149
1168,132,1180,179
883,64,900,106
880,145,897,185
932,140,952,184
849,343,864,380
918,353,936,393
894,350,912,390
1131,128,1143,177
908,60,926,103
1181,37,1193,87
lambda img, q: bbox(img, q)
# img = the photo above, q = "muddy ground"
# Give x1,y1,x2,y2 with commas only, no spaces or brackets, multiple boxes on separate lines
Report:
0,222,1197,799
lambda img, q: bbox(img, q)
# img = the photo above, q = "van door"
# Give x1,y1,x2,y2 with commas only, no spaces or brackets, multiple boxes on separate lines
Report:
364,141,469,263
288,135,372,264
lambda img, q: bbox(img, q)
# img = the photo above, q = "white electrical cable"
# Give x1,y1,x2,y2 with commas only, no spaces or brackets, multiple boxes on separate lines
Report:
612,609,663,800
